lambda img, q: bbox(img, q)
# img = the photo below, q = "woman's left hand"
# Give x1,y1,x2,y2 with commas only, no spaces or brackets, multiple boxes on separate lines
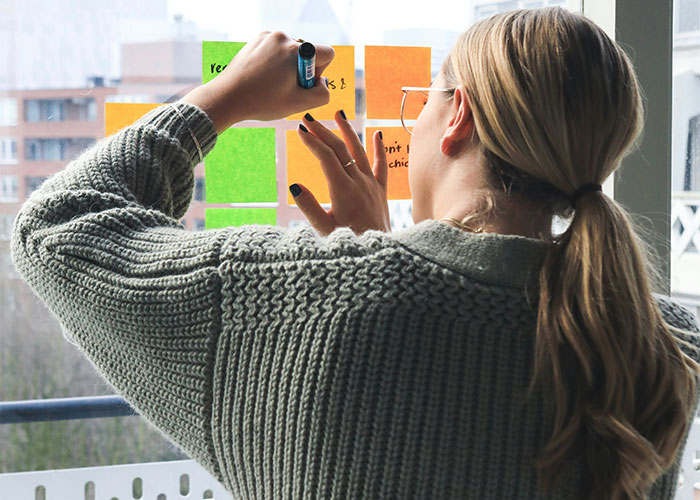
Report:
291,110,391,236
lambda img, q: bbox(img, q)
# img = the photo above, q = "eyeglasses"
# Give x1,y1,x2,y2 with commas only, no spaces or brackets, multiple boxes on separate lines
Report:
400,86,451,135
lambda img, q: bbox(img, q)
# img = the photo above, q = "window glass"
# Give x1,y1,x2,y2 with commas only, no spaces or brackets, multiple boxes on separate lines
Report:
0,175,19,203
0,137,18,164
0,0,581,476
0,98,18,126
671,0,700,312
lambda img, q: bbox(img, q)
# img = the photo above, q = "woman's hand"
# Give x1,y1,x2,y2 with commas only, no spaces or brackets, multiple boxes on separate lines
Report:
181,31,335,132
291,111,391,236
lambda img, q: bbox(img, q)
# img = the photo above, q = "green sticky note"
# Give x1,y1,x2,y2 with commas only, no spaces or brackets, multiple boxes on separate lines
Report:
205,208,277,229
202,41,246,84
205,127,277,203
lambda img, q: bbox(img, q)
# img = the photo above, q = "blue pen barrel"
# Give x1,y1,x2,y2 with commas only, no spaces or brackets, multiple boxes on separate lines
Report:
298,42,316,88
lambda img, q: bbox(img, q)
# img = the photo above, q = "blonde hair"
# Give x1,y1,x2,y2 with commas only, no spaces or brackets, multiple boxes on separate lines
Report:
442,7,700,499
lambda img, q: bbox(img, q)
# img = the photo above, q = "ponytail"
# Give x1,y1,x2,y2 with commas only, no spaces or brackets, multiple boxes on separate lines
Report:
443,7,700,499
532,191,699,499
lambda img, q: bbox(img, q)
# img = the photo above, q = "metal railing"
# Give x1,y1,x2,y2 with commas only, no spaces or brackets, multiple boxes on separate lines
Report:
672,191,700,258
0,395,136,424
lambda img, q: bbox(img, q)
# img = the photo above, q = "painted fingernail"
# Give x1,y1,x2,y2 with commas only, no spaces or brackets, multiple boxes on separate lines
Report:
304,112,314,122
299,124,309,133
378,130,383,140
289,184,302,198
339,109,347,120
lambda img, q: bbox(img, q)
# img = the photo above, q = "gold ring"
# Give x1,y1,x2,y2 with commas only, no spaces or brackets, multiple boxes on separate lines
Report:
295,38,306,43
344,159,356,168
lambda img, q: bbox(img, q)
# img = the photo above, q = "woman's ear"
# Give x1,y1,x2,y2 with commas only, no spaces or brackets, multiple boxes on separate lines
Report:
440,87,476,156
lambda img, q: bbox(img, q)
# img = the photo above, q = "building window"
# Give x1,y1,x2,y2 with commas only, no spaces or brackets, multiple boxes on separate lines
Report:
0,214,15,240
25,176,48,197
0,176,19,203
194,219,206,231
0,137,18,164
24,98,96,122
25,138,95,161
194,177,205,202
0,98,17,126
686,115,700,191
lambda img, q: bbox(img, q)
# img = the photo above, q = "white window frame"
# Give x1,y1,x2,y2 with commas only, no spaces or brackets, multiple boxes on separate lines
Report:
0,137,17,164
0,98,17,126
0,175,19,203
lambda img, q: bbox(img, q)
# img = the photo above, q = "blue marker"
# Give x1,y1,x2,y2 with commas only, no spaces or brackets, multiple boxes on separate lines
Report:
298,42,316,88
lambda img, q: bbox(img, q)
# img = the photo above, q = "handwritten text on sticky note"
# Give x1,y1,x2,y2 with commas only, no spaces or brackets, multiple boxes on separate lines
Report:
288,45,355,121
365,127,412,200
202,41,246,84
205,127,277,203
365,46,431,120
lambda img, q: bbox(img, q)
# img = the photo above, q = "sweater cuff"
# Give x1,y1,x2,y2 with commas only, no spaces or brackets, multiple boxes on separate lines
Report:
137,102,218,165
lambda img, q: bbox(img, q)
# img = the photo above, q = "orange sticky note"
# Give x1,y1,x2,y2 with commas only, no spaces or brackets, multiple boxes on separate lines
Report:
105,103,163,137
365,46,431,120
365,127,412,200
288,45,355,121
286,128,344,205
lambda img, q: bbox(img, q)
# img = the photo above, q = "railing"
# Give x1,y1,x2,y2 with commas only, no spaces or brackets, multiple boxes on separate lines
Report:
1,395,700,499
672,191,700,258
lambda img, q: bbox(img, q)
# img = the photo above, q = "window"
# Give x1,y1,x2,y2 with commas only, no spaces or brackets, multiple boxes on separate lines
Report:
25,138,95,161
0,214,15,240
676,0,700,33
25,176,48,197
0,137,18,164
24,98,96,122
0,98,18,126
194,177,205,202
194,218,206,231
0,175,19,202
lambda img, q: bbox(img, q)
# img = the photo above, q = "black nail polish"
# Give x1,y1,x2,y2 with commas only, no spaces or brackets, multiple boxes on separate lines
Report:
378,130,383,140
299,124,309,133
304,112,314,122
339,109,347,120
289,184,302,198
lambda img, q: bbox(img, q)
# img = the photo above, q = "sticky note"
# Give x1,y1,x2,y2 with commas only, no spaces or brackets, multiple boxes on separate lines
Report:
105,103,163,137
365,46,431,119
286,128,344,205
205,208,276,228
205,127,277,203
202,41,246,84
288,45,355,121
365,127,412,200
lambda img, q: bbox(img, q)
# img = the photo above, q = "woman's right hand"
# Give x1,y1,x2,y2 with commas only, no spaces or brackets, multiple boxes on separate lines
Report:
181,31,335,132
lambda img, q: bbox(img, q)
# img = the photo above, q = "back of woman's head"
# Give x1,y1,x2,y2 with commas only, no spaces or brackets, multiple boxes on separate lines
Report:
442,7,700,500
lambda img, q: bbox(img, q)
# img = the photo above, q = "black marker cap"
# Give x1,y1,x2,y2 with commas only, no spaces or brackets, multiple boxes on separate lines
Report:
299,42,315,59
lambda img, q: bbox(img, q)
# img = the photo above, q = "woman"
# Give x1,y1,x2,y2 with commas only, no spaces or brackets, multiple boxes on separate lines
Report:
11,7,700,500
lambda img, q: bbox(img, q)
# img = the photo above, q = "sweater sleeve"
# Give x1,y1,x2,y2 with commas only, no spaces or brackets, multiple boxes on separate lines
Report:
10,103,225,480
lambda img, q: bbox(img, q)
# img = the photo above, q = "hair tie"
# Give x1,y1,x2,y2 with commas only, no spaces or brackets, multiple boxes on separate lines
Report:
571,183,602,208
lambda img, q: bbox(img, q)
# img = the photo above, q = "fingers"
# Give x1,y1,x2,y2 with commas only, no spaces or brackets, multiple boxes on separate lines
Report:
289,183,337,236
296,80,330,111
334,110,374,177
301,114,357,177
297,125,347,189
315,44,335,75
372,130,388,190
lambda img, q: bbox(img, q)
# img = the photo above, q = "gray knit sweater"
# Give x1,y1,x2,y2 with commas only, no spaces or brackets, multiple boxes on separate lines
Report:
11,103,700,499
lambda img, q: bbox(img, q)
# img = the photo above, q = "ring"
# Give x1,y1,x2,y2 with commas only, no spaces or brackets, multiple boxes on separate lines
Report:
343,159,356,168
295,38,306,43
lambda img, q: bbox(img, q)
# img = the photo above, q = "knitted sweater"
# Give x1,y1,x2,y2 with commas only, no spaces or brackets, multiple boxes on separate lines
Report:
11,103,700,500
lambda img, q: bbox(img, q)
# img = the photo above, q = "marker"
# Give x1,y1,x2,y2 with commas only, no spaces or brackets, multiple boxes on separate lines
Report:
298,42,316,88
